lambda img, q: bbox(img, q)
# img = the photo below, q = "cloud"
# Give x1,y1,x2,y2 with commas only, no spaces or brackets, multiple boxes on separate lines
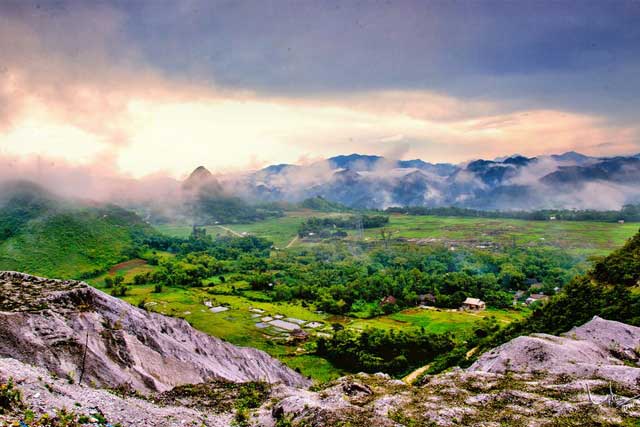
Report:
0,0,638,183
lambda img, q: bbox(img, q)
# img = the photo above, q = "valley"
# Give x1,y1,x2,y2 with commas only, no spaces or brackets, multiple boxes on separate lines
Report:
159,210,639,256
1,182,640,425
89,208,639,382
2,182,638,385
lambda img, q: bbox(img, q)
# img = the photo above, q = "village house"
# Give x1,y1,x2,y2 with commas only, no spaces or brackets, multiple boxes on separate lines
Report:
526,293,549,305
461,297,486,311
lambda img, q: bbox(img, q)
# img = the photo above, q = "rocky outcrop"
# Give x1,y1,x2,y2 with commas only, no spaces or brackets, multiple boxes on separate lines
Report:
0,271,310,393
254,316,640,426
0,357,231,427
469,316,640,392
254,370,640,427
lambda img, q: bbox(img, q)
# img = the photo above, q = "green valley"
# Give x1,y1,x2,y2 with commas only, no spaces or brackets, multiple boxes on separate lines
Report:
2,182,639,383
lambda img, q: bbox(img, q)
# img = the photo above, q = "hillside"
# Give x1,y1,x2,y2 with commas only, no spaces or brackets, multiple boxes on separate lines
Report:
0,181,157,279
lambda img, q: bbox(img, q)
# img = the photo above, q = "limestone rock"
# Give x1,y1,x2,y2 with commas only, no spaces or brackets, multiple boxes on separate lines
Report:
0,271,310,393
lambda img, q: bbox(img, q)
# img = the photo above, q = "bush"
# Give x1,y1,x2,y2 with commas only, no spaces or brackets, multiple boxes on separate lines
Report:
110,284,128,297
0,377,22,414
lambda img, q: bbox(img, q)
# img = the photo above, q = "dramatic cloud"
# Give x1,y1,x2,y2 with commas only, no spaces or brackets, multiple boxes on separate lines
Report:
0,0,638,181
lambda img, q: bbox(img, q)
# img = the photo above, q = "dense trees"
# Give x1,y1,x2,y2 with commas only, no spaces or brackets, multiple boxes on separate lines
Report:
316,327,456,375
264,243,579,316
135,227,578,317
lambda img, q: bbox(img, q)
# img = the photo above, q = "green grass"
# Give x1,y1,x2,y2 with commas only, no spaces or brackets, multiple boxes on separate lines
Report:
348,307,527,336
158,212,639,256
157,210,344,248
361,214,640,256
0,208,153,279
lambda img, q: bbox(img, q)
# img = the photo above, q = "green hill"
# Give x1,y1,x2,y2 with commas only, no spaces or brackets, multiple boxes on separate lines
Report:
0,181,156,279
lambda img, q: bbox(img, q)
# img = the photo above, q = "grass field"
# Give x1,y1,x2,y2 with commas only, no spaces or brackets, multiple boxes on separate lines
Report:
158,212,639,257
348,307,527,335
157,210,342,248
362,214,639,256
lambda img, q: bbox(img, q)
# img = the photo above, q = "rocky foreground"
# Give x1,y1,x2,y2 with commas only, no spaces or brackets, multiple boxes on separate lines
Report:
1,272,639,426
0,271,309,392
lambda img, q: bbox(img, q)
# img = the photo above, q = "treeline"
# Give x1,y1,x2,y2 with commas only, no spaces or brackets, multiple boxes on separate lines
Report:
142,230,273,259
316,327,456,375
386,204,640,222
137,227,578,318
113,231,273,293
297,215,389,237
192,192,285,224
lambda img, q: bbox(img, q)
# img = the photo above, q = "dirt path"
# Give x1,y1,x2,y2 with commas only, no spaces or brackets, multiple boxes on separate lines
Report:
285,235,298,248
216,225,242,237
403,364,430,385
108,259,147,275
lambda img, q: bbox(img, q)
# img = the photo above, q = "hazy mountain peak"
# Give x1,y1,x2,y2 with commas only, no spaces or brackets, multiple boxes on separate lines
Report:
183,166,214,190
550,151,591,163
327,154,383,171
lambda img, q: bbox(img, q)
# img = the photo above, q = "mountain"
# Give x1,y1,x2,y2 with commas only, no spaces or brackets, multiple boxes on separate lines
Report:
0,181,157,279
0,271,309,392
327,154,383,171
182,165,214,191
550,150,594,164
235,151,640,210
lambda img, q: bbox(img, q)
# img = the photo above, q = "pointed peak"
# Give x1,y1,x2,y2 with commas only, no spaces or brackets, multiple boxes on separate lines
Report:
183,166,214,190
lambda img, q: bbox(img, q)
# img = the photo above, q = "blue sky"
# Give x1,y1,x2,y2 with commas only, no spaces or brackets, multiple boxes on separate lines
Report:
0,0,639,176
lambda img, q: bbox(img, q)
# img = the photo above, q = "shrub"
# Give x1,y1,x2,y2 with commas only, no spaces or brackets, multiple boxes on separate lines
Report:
0,377,22,414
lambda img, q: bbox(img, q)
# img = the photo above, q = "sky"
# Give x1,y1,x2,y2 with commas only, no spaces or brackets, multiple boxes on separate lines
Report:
1,0,639,178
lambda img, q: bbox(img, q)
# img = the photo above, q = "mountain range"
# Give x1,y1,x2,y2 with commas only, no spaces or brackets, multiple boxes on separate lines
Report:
226,151,640,210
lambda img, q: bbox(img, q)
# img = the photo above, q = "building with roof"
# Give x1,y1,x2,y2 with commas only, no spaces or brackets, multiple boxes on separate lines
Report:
461,297,486,311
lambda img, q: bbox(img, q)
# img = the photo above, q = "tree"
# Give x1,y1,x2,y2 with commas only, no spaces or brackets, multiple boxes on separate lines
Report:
104,277,114,288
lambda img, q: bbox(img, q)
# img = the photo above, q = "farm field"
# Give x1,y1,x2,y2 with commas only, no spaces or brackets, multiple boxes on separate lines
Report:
157,210,344,248
365,215,640,256
158,212,640,256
